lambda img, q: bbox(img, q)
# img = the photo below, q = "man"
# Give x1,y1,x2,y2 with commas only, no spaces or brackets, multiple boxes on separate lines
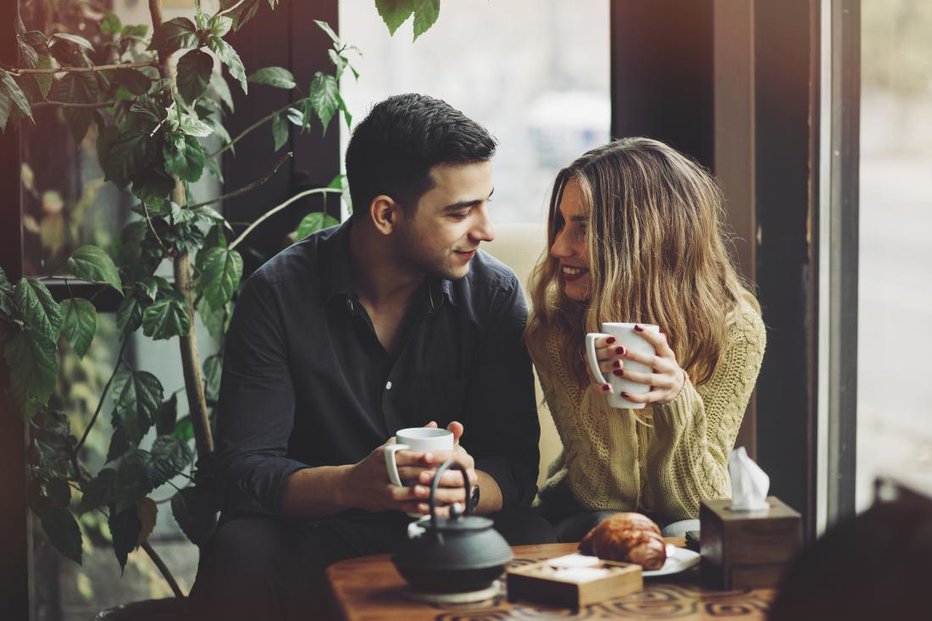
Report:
188,93,553,618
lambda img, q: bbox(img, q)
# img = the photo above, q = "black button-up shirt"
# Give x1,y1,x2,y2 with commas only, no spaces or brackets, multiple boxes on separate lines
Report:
211,221,540,517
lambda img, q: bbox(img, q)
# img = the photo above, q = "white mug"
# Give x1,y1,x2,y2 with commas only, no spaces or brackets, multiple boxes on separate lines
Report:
585,323,659,409
383,427,454,487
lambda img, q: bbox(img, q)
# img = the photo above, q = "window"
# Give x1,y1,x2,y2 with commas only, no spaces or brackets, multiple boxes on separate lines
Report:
856,0,932,509
338,0,611,223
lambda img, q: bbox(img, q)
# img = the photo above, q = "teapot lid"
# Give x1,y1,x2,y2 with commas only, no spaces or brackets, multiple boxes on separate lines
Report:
421,503,492,532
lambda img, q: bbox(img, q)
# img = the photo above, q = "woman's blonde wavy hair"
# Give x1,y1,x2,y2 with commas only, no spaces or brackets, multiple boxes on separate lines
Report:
525,137,759,386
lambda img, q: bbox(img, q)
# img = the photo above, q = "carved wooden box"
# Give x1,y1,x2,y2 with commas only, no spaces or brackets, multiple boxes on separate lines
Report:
700,496,802,589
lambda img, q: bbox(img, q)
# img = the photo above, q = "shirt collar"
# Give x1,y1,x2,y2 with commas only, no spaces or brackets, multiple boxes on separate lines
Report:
318,219,457,311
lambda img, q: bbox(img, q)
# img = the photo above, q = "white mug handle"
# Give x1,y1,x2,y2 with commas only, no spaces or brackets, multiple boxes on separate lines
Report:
585,333,612,388
383,443,410,487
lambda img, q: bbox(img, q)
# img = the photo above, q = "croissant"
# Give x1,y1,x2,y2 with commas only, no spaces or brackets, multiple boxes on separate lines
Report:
578,512,667,571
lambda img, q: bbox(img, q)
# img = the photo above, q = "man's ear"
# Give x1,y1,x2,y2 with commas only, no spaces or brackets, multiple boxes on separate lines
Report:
369,194,401,236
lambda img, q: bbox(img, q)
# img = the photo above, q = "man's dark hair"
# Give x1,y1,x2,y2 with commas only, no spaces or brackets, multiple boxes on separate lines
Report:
345,93,496,217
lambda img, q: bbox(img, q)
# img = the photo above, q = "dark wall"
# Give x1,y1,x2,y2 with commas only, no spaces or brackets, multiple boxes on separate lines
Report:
753,0,818,537
223,0,341,275
611,0,715,168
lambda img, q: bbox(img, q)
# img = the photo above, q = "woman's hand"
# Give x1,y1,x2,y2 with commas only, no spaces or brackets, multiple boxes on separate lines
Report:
590,325,687,405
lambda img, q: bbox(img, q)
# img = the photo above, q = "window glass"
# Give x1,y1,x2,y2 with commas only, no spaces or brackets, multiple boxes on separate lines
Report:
338,0,611,223
857,0,932,508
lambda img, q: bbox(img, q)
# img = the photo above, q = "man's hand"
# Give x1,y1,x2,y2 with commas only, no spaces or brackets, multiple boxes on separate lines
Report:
406,421,479,515
338,440,436,514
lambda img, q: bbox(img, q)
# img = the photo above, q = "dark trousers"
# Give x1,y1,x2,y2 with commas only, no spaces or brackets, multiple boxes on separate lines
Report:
186,508,555,621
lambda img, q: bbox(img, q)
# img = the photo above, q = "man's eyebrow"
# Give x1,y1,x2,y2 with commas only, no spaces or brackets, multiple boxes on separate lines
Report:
441,188,495,212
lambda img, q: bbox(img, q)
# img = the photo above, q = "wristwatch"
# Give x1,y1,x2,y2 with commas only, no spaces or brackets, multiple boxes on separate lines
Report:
469,483,480,509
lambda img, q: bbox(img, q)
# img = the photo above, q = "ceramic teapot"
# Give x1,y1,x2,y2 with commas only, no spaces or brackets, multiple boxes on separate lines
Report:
391,459,514,593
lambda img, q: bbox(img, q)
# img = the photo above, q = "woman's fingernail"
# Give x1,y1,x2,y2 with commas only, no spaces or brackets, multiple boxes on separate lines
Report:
621,391,632,399
615,346,625,355
602,384,611,392
606,336,616,344
613,370,623,377
612,360,621,368
634,325,644,332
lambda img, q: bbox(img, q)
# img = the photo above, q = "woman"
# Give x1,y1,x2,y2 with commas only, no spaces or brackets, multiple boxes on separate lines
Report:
526,138,766,541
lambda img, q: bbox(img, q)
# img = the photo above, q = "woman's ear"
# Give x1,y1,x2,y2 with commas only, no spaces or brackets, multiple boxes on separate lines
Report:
369,194,400,235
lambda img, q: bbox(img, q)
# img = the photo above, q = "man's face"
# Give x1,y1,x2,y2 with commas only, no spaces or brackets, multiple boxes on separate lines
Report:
394,161,495,280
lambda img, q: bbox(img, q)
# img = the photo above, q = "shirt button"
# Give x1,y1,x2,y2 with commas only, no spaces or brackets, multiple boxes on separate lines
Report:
385,381,393,390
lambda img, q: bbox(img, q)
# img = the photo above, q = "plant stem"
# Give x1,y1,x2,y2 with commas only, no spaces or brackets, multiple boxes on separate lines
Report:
185,152,292,210
142,542,184,599
229,187,343,251
4,61,158,76
208,97,308,159
75,336,129,455
31,100,113,109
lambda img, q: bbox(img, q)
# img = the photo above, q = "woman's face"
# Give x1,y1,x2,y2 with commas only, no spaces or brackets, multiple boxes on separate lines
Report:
550,179,591,301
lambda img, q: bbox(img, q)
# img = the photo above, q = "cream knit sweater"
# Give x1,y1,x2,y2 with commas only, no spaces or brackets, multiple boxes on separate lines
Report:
535,299,766,522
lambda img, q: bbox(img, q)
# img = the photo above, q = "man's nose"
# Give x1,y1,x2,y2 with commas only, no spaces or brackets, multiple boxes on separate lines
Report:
471,207,495,243
550,229,570,258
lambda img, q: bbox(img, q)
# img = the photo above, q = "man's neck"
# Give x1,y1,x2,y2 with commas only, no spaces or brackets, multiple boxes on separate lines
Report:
348,219,424,312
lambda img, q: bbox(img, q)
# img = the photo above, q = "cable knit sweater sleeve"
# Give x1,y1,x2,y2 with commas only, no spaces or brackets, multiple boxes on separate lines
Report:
644,300,766,521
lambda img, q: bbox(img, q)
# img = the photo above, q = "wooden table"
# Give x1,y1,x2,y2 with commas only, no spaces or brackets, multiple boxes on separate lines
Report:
326,542,774,620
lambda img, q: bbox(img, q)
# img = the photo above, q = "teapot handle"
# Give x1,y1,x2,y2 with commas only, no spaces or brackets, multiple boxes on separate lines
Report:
429,459,473,529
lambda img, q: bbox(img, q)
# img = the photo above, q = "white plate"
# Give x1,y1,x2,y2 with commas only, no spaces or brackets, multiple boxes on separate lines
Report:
641,545,700,577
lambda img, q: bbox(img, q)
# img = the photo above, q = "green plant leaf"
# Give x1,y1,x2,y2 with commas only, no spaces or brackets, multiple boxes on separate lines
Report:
203,353,223,403
109,502,141,572
151,17,198,55
309,72,338,134
137,497,157,547
248,66,295,90
40,506,83,564
0,90,11,132
66,245,123,294
172,416,194,442
198,298,230,340
106,428,130,463
77,468,115,514
196,247,243,310
171,487,217,547
154,394,178,437
34,54,53,99
296,212,339,241
208,37,248,93
163,133,206,182
146,435,193,488
51,33,94,50
101,12,123,36
4,329,58,418
142,293,191,340
59,298,96,358
210,73,234,113
315,20,340,44
375,0,415,35
412,0,440,40
177,49,214,105
111,371,163,446
208,15,234,38
44,477,72,508
56,72,98,142
110,68,151,96
115,296,142,335
219,0,263,31
112,449,153,514
1,70,33,122
16,277,63,339
18,38,39,68
175,112,213,138
271,111,288,151
121,24,150,40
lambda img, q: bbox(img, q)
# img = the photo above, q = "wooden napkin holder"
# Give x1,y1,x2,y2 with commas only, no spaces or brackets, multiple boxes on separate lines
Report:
700,496,802,589
507,555,643,608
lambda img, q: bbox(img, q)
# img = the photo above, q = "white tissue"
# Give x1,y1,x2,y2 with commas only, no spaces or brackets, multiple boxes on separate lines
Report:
728,447,770,511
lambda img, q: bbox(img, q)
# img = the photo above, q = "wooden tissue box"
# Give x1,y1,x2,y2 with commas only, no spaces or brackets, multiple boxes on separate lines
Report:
507,554,642,608
700,496,801,589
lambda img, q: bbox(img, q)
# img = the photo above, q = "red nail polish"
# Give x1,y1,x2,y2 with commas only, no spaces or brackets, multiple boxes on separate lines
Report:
615,347,624,355
602,384,610,392
613,370,623,376
634,325,644,332
613,360,621,368
621,391,631,399
606,336,616,344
